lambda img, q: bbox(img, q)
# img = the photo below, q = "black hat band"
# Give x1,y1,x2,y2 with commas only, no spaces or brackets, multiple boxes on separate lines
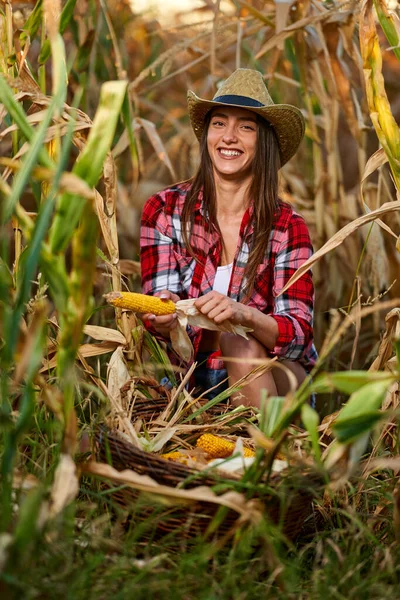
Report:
213,94,265,108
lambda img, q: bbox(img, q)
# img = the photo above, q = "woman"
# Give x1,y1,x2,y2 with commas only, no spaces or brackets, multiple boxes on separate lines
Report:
140,68,317,408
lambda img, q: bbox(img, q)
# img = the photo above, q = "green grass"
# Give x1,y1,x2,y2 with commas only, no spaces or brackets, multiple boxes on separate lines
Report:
1,482,400,600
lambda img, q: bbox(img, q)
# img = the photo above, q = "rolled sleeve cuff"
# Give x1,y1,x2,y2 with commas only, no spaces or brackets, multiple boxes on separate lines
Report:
270,314,296,356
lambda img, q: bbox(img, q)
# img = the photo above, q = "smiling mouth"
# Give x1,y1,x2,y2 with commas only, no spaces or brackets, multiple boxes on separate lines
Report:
218,148,242,158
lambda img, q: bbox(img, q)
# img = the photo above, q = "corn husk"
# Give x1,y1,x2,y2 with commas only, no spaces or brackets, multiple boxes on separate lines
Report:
170,298,253,362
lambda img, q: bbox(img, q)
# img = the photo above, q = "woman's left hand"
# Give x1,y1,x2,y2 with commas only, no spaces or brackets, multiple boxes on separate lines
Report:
194,291,252,326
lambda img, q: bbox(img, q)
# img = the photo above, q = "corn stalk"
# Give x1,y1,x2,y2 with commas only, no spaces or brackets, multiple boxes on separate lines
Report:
0,1,127,533
360,0,400,191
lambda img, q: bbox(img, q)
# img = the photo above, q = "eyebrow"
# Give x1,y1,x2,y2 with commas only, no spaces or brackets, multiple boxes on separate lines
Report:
211,111,257,123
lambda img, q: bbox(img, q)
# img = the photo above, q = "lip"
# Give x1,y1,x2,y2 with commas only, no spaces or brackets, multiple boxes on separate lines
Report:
217,147,243,159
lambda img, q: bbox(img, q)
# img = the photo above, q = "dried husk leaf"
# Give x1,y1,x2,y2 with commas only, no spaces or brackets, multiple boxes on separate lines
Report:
83,325,126,345
369,308,400,371
83,461,262,520
107,347,140,447
107,346,130,399
169,299,253,362
279,198,400,295
361,147,388,183
49,454,79,519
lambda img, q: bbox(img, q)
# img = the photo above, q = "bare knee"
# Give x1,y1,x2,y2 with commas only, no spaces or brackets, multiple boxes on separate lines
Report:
272,360,307,395
219,333,268,361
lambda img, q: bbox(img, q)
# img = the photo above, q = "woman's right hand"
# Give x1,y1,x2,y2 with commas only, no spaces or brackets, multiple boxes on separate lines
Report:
142,290,180,338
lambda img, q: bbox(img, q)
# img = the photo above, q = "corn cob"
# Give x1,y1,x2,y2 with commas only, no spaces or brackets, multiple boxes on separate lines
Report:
104,292,176,315
196,434,255,459
161,451,189,465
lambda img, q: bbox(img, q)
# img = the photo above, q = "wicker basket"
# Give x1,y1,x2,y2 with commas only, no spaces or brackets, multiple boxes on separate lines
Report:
94,383,324,541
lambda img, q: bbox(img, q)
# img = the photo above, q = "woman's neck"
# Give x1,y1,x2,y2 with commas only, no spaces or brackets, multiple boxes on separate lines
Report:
214,172,251,217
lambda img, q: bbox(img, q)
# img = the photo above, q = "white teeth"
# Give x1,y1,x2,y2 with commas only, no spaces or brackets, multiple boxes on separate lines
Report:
219,149,241,157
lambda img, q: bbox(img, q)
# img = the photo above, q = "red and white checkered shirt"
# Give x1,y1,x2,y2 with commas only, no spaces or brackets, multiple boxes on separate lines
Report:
140,182,317,370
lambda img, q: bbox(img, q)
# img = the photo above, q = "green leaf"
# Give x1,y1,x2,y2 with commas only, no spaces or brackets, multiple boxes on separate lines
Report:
74,80,127,187
20,0,43,45
301,403,321,462
260,394,285,438
73,30,95,73
373,0,400,62
120,93,139,175
310,370,395,396
333,380,391,443
11,485,46,563
333,413,383,444
49,80,128,253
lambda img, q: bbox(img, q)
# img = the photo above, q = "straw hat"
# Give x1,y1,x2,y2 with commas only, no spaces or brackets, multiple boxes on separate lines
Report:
187,68,305,166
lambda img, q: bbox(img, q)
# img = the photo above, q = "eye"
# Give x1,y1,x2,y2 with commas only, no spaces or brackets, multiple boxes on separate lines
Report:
241,123,256,131
211,119,225,127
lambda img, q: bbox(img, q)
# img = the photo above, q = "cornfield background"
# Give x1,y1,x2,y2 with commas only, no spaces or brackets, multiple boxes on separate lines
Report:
1,0,400,597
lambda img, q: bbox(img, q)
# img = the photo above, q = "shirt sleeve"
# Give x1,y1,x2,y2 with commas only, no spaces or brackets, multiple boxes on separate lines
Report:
140,193,187,298
270,213,314,361
140,192,200,353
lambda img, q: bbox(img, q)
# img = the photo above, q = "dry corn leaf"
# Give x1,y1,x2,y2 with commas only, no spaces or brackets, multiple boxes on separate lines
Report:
107,347,140,447
40,341,120,372
119,259,141,275
369,308,400,371
255,6,348,59
134,117,176,181
94,189,119,262
362,202,398,241
107,346,130,398
49,454,79,519
83,461,262,519
44,0,61,39
103,154,119,254
279,198,400,295
361,147,388,183
169,299,252,362
83,325,126,345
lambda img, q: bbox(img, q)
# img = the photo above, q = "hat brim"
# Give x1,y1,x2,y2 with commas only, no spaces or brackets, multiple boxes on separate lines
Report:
187,90,305,166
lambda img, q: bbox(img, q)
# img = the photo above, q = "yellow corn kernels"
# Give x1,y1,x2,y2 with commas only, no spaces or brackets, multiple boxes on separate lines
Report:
161,451,189,465
196,434,255,459
104,292,176,315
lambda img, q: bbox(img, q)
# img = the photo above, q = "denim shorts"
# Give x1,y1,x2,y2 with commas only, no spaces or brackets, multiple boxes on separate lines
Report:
193,351,229,399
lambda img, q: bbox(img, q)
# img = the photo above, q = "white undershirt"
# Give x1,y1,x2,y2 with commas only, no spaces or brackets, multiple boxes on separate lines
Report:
213,263,233,296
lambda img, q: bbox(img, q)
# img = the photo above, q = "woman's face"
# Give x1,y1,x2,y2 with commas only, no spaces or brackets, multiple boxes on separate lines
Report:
206,106,258,181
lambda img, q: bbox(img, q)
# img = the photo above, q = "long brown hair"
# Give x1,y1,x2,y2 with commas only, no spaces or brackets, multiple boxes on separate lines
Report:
181,112,281,297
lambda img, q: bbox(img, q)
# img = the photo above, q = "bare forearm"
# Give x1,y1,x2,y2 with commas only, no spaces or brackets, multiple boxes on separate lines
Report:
242,306,279,350
194,292,279,350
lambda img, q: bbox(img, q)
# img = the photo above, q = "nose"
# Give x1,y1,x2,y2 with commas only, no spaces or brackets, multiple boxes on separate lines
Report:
222,123,238,143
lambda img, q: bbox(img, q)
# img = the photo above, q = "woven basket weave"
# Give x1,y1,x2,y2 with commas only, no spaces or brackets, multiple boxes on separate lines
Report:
95,388,323,541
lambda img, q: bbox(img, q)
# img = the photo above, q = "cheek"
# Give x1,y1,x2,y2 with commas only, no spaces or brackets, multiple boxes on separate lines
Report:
207,130,217,151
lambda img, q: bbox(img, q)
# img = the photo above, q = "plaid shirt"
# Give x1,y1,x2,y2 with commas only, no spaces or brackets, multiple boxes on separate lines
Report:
140,182,317,370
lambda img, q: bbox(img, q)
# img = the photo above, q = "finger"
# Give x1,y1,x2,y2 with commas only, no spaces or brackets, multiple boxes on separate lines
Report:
196,295,224,315
142,313,177,326
142,312,155,321
154,313,177,325
195,291,223,308
155,290,180,303
156,319,178,332
155,290,171,300
207,305,232,321
213,309,235,324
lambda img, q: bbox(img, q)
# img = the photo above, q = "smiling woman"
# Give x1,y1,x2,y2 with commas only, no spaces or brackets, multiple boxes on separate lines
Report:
207,107,257,181
139,68,318,409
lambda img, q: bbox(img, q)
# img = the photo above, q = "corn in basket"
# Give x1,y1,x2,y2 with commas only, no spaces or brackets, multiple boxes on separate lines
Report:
92,377,324,541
